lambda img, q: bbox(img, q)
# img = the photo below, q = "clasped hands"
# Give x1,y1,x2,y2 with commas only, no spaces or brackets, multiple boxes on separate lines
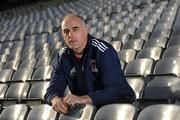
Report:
51,94,92,113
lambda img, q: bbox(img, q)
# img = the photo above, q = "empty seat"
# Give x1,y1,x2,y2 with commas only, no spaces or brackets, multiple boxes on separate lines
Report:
3,60,20,70
7,51,22,61
143,37,168,48
32,66,52,80
36,50,50,58
0,69,13,82
163,46,180,58
19,59,37,68
59,104,96,120
137,104,180,120
136,47,163,61
94,104,136,120
114,33,131,45
1,82,30,106
154,22,173,31
125,58,154,77
150,29,171,39
21,51,36,60
153,57,180,76
11,67,34,82
22,81,50,106
35,57,52,68
26,104,57,120
143,77,180,101
0,104,29,120
118,49,137,63
136,24,154,33
121,26,136,35
132,31,150,40
123,39,144,51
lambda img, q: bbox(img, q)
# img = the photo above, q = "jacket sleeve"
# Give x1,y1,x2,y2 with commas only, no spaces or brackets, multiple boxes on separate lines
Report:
44,54,67,105
88,47,135,106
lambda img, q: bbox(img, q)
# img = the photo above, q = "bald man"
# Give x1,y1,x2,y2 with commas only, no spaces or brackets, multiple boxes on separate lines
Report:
44,14,135,113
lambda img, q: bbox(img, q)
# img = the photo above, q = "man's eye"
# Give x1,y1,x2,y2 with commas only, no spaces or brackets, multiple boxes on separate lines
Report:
64,30,69,35
73,27,79,32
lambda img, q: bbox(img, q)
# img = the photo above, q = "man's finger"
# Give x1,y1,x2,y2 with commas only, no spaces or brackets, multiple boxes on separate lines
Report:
59,101,68,113
53,102,68,113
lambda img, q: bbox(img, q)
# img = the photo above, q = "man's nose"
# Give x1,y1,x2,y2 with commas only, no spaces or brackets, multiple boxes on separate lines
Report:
68,31,73,38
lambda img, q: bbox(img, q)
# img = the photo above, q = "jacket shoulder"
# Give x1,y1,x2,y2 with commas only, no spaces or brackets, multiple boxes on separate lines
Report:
91,37,115,54
58,47,68,57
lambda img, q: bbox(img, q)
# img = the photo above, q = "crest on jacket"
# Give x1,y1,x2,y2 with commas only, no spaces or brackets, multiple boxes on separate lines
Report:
90,59,98,72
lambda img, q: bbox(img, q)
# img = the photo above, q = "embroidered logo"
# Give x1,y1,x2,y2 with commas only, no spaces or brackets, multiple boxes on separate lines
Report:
90,59,98,72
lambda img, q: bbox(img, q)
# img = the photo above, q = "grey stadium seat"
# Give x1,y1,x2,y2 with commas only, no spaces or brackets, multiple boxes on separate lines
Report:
1,82,30,106
163,46,180,58
3,60,20,70
137,104,180,120
11,67,34,82
153,57,180,77
150,29,171,39
123,39,144,51
94,104,136,120
35,57,52,68
32,66,53,81
22,81,50,106
125,58,154,77
143,37,168,48
118,49,137,63
19,59,37,68
136,47,163,61
143,77,180,102
0,104,29,120
26,104,57,120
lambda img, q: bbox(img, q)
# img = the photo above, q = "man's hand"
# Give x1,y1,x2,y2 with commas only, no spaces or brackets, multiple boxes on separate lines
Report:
63,94,92,107
51,96,68,113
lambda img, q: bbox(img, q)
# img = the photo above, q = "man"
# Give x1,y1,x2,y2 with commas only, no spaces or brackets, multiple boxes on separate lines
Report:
44,14,135,113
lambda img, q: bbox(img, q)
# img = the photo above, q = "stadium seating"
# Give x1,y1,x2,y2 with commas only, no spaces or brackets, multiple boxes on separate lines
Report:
0,0,180,119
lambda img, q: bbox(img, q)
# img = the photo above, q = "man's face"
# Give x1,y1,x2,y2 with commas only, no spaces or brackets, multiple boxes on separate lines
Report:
61,16,88,53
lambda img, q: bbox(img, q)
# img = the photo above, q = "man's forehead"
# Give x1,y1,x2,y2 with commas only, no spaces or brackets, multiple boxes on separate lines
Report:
61,16,82,29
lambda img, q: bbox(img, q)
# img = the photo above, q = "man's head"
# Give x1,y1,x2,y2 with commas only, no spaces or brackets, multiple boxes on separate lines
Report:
61,14,89,54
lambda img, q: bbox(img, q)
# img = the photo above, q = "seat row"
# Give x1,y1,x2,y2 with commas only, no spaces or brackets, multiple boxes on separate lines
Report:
1,103,180,120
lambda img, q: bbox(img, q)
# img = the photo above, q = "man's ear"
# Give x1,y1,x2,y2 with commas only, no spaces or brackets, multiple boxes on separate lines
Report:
85,25,89,34
60,29,64,37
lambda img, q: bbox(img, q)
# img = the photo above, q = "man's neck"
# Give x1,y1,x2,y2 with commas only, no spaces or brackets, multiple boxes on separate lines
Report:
74,50,83,59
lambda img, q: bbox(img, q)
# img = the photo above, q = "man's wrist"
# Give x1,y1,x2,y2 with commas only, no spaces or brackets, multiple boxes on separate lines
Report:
82,95,93,104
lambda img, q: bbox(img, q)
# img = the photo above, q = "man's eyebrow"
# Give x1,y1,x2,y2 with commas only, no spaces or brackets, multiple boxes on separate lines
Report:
72,26,80,29
63,28,69,32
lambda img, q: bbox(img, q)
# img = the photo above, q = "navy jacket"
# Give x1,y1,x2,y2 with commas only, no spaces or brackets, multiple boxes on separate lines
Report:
44,34,135,106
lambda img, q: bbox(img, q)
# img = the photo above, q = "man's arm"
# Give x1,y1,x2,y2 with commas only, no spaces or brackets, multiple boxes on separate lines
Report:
88,47,135,106
44,55,67,106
